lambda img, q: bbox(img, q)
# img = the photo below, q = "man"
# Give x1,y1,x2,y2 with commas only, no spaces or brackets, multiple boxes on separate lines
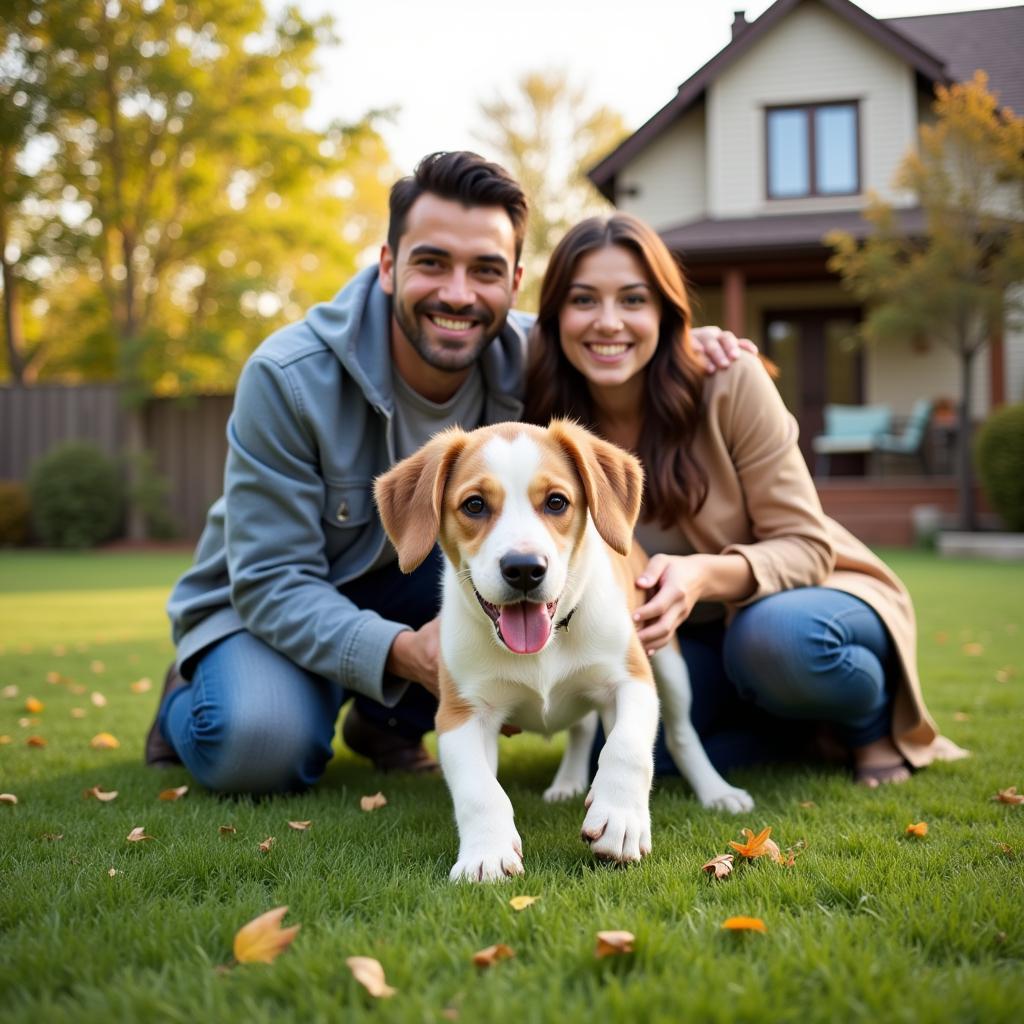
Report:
147,151,747,794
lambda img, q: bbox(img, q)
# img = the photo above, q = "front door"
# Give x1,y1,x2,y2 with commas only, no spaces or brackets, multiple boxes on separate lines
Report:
762,308,863,465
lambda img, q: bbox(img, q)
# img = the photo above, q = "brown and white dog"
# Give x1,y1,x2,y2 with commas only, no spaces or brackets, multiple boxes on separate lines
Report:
374,419,752,882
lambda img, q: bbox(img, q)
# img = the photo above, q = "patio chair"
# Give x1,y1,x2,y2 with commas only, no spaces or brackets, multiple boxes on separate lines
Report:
811,404,892,477
874,398,933,475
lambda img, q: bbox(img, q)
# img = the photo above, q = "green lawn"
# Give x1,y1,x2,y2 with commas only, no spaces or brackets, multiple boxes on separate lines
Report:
1,549,1022,1023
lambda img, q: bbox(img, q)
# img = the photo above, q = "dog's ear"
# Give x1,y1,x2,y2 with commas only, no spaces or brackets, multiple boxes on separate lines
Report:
373,428,469,573
548,419,643,556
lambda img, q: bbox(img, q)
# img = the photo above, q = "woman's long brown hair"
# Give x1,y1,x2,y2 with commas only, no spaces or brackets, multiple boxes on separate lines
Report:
524,214,708,528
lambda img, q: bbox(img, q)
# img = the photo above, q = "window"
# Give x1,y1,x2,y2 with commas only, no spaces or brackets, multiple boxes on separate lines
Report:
766,102,859,198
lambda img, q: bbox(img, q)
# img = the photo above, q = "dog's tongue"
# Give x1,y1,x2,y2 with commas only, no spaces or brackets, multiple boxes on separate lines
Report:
498,602,552,654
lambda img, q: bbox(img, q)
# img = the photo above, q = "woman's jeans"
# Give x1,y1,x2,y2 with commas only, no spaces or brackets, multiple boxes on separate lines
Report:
159,550,444,794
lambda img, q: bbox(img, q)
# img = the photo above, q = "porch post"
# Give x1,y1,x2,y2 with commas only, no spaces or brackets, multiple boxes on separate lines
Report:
723,268,746,338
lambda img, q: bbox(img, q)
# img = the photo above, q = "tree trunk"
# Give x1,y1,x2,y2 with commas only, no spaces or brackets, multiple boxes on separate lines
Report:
0,207,27,385
956,348,977,531
122,399,148,542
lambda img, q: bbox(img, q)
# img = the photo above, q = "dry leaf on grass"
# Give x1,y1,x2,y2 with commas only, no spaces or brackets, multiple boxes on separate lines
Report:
127,826,154,842
0,793,17,805
41,832,63,841
25,697,44,713
728,826,782,862
2,684,19,698
722,916,767,933
993,787,1024,805
905,822,929,837
20,717,37,727
933,631,948,645
994,842,1014,857
595,931,635,958
159,786,189,802
798,801,817,808
70,708,86,719
473,943,515,967
26,735,47,747
46,671,63,684
287,820,312,831
84,786,118,802
108,868,117,877
90,691,107,707
90,733,120,749
962,642,984,656
509,895,539,911
953,711,971,722
219,825,237,835
360,792,388,812
346,956,397,998
995,665,1014,683
233,906,300,964
258,837,275,853
52,645,66,656
701,853,734,880
130,678,152,694
90,661,105,674
0,735,11,745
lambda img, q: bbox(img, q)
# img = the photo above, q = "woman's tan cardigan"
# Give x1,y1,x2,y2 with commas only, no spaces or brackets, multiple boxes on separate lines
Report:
675,354,965,768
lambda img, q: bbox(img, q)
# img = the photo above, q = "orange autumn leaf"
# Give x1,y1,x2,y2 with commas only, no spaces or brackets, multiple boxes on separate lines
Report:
595,930,635,958
159,785,189,802
701,853,734,880
905,822,929,837
509,895,539,911
728,826,780,860
961,642,984,656
346,956,397,998
130,678,152,694
84,786,118,802
90,660,105,674
0,735,11,745
46,671,63,684
472,943,515,968
233,906,300,965
360,792,388,812
993,787,1024,805
287,820,312,831
26,735,47,747
0,793,17,805
126,826,154,842
90,732,120,750
258,836,275,853
722,916,767,933
25,697,44,713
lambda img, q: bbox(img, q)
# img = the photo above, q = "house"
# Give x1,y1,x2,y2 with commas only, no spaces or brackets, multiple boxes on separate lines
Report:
588,0,1024,466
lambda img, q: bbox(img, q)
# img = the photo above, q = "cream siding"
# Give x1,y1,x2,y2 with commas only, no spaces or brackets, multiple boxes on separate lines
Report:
1004,285,1024,404
616,105,706,231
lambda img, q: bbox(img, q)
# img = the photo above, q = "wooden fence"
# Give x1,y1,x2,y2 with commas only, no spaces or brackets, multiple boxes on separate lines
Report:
0,385,232,540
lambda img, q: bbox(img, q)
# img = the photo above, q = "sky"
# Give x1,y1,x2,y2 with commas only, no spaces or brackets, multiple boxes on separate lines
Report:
285,0,1024,172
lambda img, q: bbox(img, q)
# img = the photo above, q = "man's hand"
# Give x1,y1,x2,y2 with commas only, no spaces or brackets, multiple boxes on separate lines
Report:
386,617,440,697
690,325,758,373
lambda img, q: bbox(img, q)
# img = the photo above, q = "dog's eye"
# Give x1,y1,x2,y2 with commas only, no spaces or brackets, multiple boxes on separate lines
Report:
461,496,486,517
545,493,569,513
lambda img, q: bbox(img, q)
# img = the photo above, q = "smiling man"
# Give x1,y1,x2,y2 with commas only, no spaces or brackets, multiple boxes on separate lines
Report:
148,151,746,795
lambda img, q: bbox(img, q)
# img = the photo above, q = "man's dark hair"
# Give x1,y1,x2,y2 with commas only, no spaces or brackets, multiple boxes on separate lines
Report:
387,151,529,263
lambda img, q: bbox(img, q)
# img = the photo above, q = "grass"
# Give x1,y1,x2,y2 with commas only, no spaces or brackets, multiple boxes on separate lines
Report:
1,548,1022,1023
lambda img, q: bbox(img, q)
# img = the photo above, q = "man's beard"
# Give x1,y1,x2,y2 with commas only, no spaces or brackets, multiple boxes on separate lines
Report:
393,296,506,373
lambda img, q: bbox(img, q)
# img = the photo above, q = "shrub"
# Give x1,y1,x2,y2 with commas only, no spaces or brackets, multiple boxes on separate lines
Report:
28,442,125,548
0,480,30,546
126,451,179,540
974,403,1024,532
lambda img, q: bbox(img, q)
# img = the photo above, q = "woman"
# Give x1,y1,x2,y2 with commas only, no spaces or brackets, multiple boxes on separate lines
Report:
525,214,966,785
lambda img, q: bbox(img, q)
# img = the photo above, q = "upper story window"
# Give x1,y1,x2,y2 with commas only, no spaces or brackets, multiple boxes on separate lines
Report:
766,102,860,199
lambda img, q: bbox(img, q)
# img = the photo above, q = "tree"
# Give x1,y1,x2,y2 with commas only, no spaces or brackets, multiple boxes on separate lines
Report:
828,72,1024,531
475,70,628,311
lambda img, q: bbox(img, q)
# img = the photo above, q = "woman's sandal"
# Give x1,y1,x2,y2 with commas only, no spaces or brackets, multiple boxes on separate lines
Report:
853,761,913,788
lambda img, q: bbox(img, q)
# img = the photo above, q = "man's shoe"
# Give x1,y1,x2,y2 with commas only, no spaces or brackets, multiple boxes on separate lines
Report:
144,663,187,767
342,705,438,774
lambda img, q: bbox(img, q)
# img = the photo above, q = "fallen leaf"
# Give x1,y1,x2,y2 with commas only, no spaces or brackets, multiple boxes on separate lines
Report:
258,836,274,853
346,956,397,998
995,667,1013,683
219,825,237,835
19,717,35,727
905,822,929,837
159,785,189,802
46,671,63,684
90,691,107,707
130,677,152,694
994,842,1014,857
701,853,734,880
25,697,44,713
126,826,154,842
798,801,817,808
26,735,47,747
360,792,388,812
90,660,105,674
595,931,635,958
41,832,63,841
728,826,781,861
90,732,120,749
83,786,118,802
2,684,18,698
933,631,948,645
722,916,767,933
69,683,86,695
233,906,300,965
473,943,515,967
962,642,984,656
0,793,17,805
0,735,10,744
953,711,970,722
441,1008,460,1021
108,867,117,877
287,820,312,831
70,708,86,718
509,895,539,911
52,645,66,656
993,787,1024,805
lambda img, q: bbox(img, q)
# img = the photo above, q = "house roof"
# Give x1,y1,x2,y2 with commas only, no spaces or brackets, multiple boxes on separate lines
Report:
659,207,927,262
588,0,1023,198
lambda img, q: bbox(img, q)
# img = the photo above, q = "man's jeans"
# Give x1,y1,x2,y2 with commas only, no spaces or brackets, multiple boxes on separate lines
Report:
159,550,443,794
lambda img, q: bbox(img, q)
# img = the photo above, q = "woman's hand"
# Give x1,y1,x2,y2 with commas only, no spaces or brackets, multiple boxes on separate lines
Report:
633,554,710,653
690,325,758,373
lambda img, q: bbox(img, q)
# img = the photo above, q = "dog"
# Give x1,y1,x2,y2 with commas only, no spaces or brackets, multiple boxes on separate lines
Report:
374,419,753,882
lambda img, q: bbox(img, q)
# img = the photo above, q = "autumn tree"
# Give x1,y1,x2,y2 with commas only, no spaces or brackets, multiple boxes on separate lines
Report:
828,72,1024,531
475,70,628,311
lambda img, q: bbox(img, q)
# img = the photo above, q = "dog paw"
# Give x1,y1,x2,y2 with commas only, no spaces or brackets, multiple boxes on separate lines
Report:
543,779,587,803
698,785,755,814
449,838,524,883
580,798,651,863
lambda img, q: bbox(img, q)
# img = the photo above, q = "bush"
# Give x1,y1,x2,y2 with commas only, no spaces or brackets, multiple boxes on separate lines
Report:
28,442,125,548
975,402,1024,532
0,480,30,546
126,451,179,540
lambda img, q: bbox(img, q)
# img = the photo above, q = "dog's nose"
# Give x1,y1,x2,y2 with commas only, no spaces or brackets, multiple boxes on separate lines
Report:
500,552,548,593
